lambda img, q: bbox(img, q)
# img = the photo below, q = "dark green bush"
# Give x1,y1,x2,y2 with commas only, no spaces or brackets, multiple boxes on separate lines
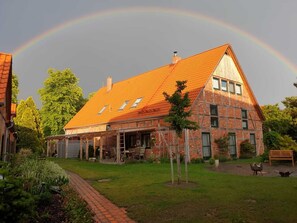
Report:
0,162,36,223
240,140,255,159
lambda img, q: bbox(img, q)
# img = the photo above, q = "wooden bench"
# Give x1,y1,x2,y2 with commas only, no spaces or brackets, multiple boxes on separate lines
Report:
269,150,294,166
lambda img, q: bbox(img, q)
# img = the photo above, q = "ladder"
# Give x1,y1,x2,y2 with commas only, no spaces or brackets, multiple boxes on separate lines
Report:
119,131,126,152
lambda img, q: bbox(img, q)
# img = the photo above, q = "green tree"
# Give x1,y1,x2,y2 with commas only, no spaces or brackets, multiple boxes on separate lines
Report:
12,73,19,104
14,97,44,153
38,68,85,136
282,96,297,141
262,104,292,134
163,80,198,184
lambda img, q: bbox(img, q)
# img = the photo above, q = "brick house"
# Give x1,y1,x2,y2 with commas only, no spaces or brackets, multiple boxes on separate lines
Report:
0,53,16,161
49,44,264,162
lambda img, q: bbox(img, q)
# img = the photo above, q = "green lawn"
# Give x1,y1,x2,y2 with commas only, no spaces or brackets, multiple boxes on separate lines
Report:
54,159,297,223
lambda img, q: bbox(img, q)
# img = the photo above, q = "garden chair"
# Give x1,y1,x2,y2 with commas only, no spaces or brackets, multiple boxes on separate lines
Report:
250,163,263,175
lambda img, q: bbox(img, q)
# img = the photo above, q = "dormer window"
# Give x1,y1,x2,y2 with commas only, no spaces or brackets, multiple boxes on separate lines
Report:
119,100,129,110
131,98,142,108
98,105,107,115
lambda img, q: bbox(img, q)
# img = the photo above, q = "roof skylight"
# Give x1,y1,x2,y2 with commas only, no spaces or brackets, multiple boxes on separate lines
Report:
131,97,143,108
98,105,107,115
119,100,129,110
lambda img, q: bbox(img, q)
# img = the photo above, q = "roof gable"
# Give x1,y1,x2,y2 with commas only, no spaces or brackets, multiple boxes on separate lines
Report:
65,44,237,129
0,53,12,103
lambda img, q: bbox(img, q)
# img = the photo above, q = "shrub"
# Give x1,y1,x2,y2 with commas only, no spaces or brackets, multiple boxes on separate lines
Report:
240,140,255,159
263,131,282,150
191,158,205,164
209,158,215,165
0,162,36,222
215,135,229,154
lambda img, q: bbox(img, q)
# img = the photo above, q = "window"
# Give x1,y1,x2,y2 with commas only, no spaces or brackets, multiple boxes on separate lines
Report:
131,98,142,108
250,133,256,151
229,82,235,94
213,77,220,90
228,133,237,156
98,105,107,115
210,104,219,128
141,133,151,148
241,109,248,129
236,84,242,95
221,80,228,92
119,100,129,110
202,133,211,159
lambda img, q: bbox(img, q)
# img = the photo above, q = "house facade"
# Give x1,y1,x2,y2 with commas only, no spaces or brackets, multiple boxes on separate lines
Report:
50,44,264,162
0,53,16,161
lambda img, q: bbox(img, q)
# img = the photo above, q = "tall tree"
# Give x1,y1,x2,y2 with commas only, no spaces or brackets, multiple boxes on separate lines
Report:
12,73,19,104
282,96,297,141
163,80,198,184
38,68,85,136
261,104,292,134
14,97,44,153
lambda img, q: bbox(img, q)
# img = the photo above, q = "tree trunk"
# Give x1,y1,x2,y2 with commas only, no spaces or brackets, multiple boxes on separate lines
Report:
176,134,181,184
169,143,174,184
184,129,188,183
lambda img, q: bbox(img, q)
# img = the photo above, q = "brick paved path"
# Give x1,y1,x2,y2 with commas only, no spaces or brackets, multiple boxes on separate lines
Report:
68,172,135,223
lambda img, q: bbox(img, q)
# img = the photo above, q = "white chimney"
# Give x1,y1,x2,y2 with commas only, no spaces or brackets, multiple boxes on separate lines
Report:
106,76,112,92
172,51,181,64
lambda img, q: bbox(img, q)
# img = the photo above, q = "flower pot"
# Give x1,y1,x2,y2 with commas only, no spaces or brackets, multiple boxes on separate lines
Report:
215,159,219,168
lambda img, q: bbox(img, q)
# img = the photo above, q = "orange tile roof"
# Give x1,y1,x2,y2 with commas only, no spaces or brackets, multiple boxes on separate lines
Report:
65,44,262,130
0,53,12,103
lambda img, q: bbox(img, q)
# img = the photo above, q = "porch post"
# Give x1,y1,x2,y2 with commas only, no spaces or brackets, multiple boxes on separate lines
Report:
86,138,89,160
46,140,50,157
56,140,59,158
116,131,120,164
93,137,96,157
80,138,83,160
100,137,103,162
65,138,69,159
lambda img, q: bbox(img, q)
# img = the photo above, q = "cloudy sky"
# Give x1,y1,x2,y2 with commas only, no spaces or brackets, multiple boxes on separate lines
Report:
1,0,296,107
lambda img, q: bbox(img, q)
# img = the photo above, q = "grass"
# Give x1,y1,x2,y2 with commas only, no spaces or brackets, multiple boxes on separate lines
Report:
53,158,297,223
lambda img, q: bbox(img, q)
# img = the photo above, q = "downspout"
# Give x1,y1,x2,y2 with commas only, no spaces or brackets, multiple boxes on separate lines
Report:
3,120,14,161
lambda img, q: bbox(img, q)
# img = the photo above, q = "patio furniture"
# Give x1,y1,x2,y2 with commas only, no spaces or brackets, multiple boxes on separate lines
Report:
133,147,145,159
250,163,263,175
269,150,294,166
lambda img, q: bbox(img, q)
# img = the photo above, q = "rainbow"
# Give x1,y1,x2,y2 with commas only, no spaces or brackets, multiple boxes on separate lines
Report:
12,6,297,75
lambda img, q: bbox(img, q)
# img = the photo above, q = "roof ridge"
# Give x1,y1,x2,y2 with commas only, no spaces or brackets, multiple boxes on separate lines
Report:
102,44,230,89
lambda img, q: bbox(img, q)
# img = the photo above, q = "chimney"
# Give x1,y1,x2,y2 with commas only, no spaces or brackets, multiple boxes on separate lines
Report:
172,51,181,64
106,76,112,92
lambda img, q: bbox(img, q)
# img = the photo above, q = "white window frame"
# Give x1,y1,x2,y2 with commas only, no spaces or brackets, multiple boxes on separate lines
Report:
98,105,107,115
131,97,143,108
213,77,220,90
119,100,129,110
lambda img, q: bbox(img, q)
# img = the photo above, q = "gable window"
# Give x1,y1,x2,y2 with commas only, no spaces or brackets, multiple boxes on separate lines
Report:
213,77,220,90
98,105,107,115
210,104,219,128
119,100,129,110
236,84,242,95
229,82,235,94
131,98,143,108
221,80,228,92
241,109,248,129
